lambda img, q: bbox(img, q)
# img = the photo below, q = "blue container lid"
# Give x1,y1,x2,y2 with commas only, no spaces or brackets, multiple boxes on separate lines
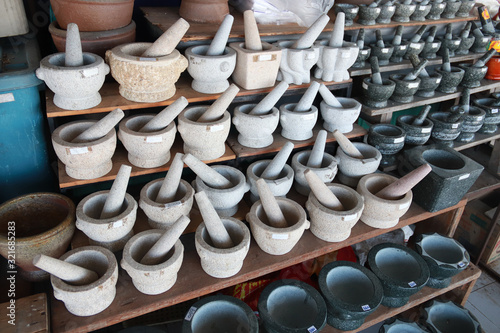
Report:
0,35,43,92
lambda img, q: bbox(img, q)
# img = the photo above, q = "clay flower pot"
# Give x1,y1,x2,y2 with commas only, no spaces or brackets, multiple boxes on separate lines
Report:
179,0,229,24
50,0,134,32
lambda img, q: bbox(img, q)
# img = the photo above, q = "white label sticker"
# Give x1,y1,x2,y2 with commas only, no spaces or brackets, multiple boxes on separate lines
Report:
458,261,467,268
342,52,351,58
82,68,99,78
439,3,445,8
185,306,197,321
382,49,389,53
482,67,488,72
69,147,89,155
343,214,357,221
306,52,316,60
307,326,318,333
492,109,499,113
394,137,405,143
272,233,289,240
388,7,395,12
208,124,224,132
111,220,123,228
410,43,421,49
452,124,459,128
408,281,417,287
362,304,371,311
0,93,15,103
436,78,442,84
139,57,157,61
304,113,316,120
409,82,419,88
453,41,460,45
362,82,368,89
421,127,432,133
145,136,163,143
258,54,273,61
459,173,470,180
399,201,411,210
419,5,426,10
432,43,440,48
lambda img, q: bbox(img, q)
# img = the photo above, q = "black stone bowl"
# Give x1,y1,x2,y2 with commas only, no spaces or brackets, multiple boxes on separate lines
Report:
397,114,434,145
393,3,417,22
437,36,462,57
471,35,493,53
416,72,442,97
367,124,406,155
376,4,396,24
421,40,442,59
370,44,394,65
352,47,371,68
334,3,359,26
472,97,500,133
411,3,432,21
362,78,396,108
403,40,425,60
429,111,463,147
441,0,461,19
426,1,447,20
389,42,409,63
435,66,465,93
459,63,488,88
455,36,475,55
358,5,381,25
456,0,476,17
389,74,421,103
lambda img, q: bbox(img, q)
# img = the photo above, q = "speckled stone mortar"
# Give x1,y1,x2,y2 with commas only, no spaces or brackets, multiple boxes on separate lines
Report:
429,111,463,147
389,74,421,103
420,40,442,59
291,150,337,196
456,0,476,17
389,42,409,63
416,72,442,97
472,97,500,133
380,318,429,332
334,3,359,26
361,78,396,108
471,35,492,53
422,300,482,333
319,261,383,330
426,1,447,20
233,104,279,148
247,159,294,200
367,243,430,308
357,5,381,25
435,66,465,93
367,123,406,168
441,0,461,18
403,40,425,60
437,37,462,57
451,106,486,142
459,63,489,88
393,3,417,22
411,3,432,21
320,97,362,133
370,44,394,66
376,4,396,24
455,36,475,55
397,115,434,146
353,47,371,68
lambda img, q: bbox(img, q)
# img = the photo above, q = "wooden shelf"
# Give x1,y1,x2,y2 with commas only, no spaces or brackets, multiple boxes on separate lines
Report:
50,198,467,333
57,137,236,188
46,75,352,118
454,127,500,152
322,263,481,333
227,123,367,158
349,53,483,77
141,7,477,43
361,79,500,117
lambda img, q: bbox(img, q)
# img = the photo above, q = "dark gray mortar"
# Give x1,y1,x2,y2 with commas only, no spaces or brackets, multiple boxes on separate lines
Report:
397,115,434,145
389,74,421,103
361,78,396,108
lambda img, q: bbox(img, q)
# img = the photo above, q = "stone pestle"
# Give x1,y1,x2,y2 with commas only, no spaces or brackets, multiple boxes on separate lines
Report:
249,81,289,115
141,18,190,58
140,215,191,265
33,254,99,286
182,153,233,188
100,164,132,219
255,178,288,228
333,130,364,159
329,12,345,48
292,14,330,50
139,97,188,132
319,83,343,107
65,23,84,67
376,163,432,200
356,29,366,50
206,14,234,56
442,48,452,72
304,169,345,210
403,58,428,80
370,56,383,85
294,81,320,111
197,84,240,122
72,108,125,143
393,25,403,46
195,191,235,248
156,153,185,203
426,26,437,43
243,10,262,51
460,88,471,113
409,54,430,78
307,130,328,168
261,141,294,180
412,105,432,126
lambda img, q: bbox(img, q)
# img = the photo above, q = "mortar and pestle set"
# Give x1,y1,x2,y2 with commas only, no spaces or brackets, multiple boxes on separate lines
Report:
403,25,426,60
357,3,381,25
435,48,464,94
106,18,189,102
396,105,434,146
472,94,500,133
393,0,417,22
411,0,432,21
377,0,397,24
361,56,396,108
455,22,475,55
333,3,359,26
408,54,442,98
460,48,498,88
429,109,464,147
389,57,427,104
426,0,447,20
389,26,409,64
319,83,362,134
420,26,442,59
370,30,394,66
451,88,486,143
367,123,407,169
437,23,462,57
352,29,372,68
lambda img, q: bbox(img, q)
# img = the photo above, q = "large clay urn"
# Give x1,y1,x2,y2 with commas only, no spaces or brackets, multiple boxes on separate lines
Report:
179,0,229,23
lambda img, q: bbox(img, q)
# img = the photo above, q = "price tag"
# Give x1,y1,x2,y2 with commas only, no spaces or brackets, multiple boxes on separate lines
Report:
342,52,351,58
436,78,442,84
362,304,371,311
361,50,369,55
272,233,289,240
207,124,224,132
421,128,432,133
303,113,316,120
82,68,99,78
453,41,460,45
482,67,488,72
399,201,411,210
185,306,197,321
452,124,459,128
439,3,446,8
394,137,405,143
258,54,273,61
492,109,499,113
0,93,15,103
432,43,440,48
382,49,389,53
409,82,419,88
458,261,467,268
459,173,470,180
69,147,90,155
306,52,316,60
418,5,427,10
307,326,318,333
408,281,417,287
343,214,357,221
139,57,157,61
410,43,421,49
111,220,123,228
362,82,368,89
146,136,162,143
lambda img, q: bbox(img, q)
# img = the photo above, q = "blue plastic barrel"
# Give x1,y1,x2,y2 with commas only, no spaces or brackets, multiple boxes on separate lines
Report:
0,36,56,203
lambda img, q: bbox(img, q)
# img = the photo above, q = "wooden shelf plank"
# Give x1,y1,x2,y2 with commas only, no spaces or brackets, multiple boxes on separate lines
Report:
50,198,467,333
57,137,236,188
227,124,367,158
46,75,352,118
141,7,477,42
349,53,483,77
322,263,481,333
454,128,500,152
466,169,500,201
361,80,500,117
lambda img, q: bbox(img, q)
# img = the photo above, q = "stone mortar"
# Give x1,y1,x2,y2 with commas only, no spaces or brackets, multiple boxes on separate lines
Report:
435,66,465,93
233,104,280,148
279,103,318,141
459,63,488,88
396,115,434,146
451,105,486,143
456,0,476,17
357,5,381,25
334,4,359,26
411,3,432,21
353,47,371,68
320,97,362,133
246,160,294,200
422,300,482,333
390,42,409,63
426,1,447,20
471,35,492,53
403,40,425,60
455,36,475,55
437,37,462,57
369,44,394,65
361,78,396,108
367,123,406,168
376,4,396,24
291,150,338,196
441,0,462,18
393,3,417,22
389,74,421,103
472,97,500,133
416,72,442,97
421,40,442,59
336,142,382,187
429,111,463,146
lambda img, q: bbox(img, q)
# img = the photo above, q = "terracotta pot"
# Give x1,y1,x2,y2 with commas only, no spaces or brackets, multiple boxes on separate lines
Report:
50,0,135,32
179,0,229,23
486,56,500,80
49,20,136,58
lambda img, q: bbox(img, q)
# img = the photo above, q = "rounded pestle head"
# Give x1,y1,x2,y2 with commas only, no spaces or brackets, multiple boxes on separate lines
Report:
197,84,240,122
182,153,233,189
375,163,432,200
100,164,132,219
139,96,189,132
307,130,328,168
206,14,235,56
156,153,185,203
333,130,364,159
294,81,320,112
33,254,99,286
304,169,344,210
141,18,190,58
255,178,288,228
329,12,345,48
250,81,289,115
261,141,294,180
72,108,125,143
243,10,262,51
292,14,330,50
140,215,191,265
319,83,343,108
195,191,235,248
65,23,84,67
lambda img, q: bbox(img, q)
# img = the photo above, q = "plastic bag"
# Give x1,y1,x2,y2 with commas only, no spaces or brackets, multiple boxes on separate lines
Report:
229,0,335,27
